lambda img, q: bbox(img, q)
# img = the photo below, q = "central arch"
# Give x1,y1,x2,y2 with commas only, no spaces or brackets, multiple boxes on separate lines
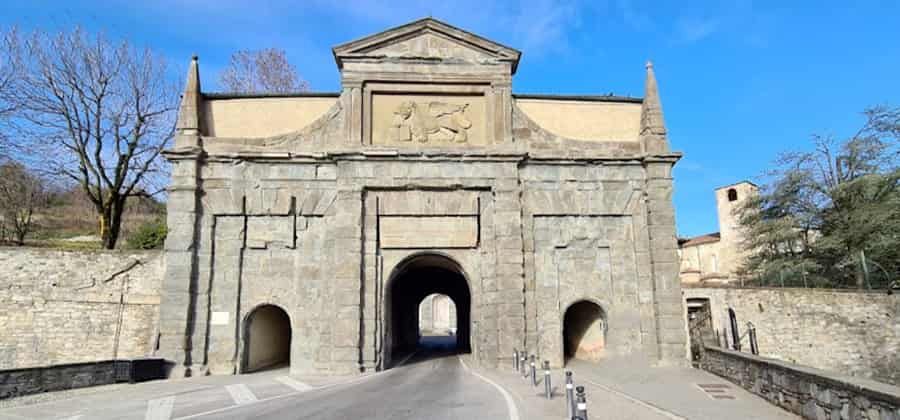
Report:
385,253,471,366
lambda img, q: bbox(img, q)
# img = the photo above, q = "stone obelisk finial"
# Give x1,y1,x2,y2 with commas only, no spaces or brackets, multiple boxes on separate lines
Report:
640,60,670,154
175,55,202,146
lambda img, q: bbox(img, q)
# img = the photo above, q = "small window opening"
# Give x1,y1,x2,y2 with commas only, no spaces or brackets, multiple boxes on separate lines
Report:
727,188,738,202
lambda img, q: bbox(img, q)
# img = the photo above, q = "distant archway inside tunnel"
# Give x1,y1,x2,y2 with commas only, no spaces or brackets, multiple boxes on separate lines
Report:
385,253,471,366
563,300,606,364
242,304,292,372
418,293,458,336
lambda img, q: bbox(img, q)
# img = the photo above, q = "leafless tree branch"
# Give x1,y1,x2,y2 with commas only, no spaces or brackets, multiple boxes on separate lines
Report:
218,48,309,94
4,27,177,249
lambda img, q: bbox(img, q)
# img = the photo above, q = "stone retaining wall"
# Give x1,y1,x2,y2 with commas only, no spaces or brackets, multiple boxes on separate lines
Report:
684,286,900,385
701,346,900,420
0,360,121,399
0,248,163,369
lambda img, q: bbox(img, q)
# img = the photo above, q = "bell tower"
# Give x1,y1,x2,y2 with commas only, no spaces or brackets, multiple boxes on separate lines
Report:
715,181,758,276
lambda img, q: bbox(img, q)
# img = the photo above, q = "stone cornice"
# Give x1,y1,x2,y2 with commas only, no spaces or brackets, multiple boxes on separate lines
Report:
162,146,203,160
195,148,672,165
642,153,683,164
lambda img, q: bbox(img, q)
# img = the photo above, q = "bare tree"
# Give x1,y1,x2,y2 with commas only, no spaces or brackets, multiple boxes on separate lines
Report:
8,27,177,249
219,48,309,94
0,160,47,245
0,27,22,158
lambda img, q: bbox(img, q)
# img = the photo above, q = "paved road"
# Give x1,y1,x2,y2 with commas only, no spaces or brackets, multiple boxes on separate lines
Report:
1,338,796,420
208,339,512,420
0,336,516,420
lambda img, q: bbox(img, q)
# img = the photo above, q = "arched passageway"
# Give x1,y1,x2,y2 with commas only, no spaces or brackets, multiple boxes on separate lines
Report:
418,293,457,335
386,254,471,365
563,300,606,364
243,304,292,372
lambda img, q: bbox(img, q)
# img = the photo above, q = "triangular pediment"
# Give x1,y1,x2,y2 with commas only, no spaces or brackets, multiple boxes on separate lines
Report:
333,18,521,73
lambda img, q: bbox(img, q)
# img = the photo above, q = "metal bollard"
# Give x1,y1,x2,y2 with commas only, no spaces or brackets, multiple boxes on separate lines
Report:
747,322,759,355
530,355,537,386
565,371,575,419
521,354,528,379
575,385,588,420
514,349,519,372
543,360,551,399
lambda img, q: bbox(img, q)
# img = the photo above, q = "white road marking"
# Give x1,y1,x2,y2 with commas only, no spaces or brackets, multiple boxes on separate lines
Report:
458,356,520,420
145,396,175,420
586,380,687,420
173,353,419,420
59,416,83,420
174,373,381,420
276,376,312,392
224,384,258,405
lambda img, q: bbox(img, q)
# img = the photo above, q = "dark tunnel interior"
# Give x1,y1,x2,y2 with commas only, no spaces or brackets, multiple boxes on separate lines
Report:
387,254,471,364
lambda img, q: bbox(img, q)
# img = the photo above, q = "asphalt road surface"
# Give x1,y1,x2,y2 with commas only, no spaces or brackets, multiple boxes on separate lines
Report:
200,336,513,420
0,336,516,420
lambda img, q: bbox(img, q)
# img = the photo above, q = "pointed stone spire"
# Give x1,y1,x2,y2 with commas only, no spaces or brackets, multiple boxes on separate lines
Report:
175,55,202,138
640,61,670,154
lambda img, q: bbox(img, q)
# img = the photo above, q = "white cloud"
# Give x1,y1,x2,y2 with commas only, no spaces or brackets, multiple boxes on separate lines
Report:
674,16,721,43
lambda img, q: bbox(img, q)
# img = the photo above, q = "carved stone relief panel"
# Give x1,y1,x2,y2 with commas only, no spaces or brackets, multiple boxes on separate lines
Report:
371,94,486,146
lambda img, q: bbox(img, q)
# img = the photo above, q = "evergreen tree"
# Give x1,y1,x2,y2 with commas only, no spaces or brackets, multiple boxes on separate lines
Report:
738,106,899,288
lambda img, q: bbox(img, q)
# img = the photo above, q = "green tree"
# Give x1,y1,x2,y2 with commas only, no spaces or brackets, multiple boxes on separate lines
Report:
738,106,899,288
126,217,167,250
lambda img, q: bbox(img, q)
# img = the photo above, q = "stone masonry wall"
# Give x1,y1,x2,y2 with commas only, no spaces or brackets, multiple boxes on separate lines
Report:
0,248,163,369
701,346,900,420
685,287,900,386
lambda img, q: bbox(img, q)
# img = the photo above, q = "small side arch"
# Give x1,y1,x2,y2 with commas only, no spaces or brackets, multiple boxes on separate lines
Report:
241,303,292,372
562,299,608,364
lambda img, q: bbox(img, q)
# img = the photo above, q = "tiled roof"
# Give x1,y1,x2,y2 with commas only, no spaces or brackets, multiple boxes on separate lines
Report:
678,232,721,247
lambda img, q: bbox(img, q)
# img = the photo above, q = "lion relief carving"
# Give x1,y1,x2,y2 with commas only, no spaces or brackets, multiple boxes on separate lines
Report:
388,101,473,143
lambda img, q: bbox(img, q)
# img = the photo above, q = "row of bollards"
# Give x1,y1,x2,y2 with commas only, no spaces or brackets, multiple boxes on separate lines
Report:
512,348,588,420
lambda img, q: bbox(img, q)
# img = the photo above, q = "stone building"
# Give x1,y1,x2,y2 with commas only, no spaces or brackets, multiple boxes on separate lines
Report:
157,18,688,377
678,181,757,284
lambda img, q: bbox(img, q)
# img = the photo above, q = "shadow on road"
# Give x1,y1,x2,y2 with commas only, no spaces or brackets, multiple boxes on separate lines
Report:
391,335,468,368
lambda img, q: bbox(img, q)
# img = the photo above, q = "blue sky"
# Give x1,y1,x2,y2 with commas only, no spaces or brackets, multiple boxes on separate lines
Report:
3,0,898,237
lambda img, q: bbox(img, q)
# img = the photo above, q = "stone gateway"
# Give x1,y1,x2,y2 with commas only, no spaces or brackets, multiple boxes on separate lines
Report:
157,18,688,377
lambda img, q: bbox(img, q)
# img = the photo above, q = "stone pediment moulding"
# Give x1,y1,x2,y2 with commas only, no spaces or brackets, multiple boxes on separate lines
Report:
333,18,521,74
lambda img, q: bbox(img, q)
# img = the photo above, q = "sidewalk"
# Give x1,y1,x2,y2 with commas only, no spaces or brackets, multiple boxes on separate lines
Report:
475,357,675,420
477,355,798,420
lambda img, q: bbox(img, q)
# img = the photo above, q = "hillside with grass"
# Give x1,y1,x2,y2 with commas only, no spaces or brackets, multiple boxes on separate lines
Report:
1,187,166,250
